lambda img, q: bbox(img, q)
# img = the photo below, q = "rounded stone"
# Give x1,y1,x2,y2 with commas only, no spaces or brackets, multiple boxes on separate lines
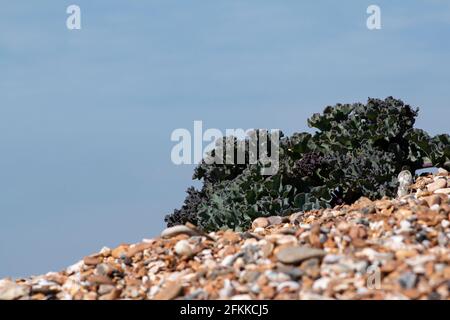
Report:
423,195,441,207
153,281,183,300
161,225,198,238
252,217,269,229
434,188,450,195
276,246,326,264
174,240,194,257
427,178,447,193
289,212,304,224
267,216,283,226
277,281,300,292
0,280,30,300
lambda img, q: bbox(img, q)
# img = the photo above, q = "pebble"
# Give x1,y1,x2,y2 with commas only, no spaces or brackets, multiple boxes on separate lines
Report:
254,227,265,234
87,275,114,285
153,281,182,300
83,256,103,266
337,221,350,232
174,240,194,257
252,217,269,229
277,281,300,292
265,271,290,282
300,258,320,278
231,294,252,300
222,230,240,243
221,254,237,267
276,246,326,264
126,242,153,257
312,277,330,292
99,289,121,300
275,235,297,245
398,170,413,198
240,270,260,283
267,216,283,226
427,178,447,193
95,263,117,277
219,279,234,298
437,233,448,247
430,204,440,211
258,241,274,258
66,261,83,275
0,280,29,300
323,254,342,264
289,212,304,224
399,220,412,232
98,284,115,295
111,245,129,259
84,292,98,300
423,195,441,207
434,188,450,195
161,225,198,238
398,272,417,290
99,246,112,257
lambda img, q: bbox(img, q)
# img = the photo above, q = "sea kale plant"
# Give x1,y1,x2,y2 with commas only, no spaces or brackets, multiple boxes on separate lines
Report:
165,97,450,231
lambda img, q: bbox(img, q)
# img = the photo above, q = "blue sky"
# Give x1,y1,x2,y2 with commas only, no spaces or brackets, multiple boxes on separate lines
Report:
1,1,449,277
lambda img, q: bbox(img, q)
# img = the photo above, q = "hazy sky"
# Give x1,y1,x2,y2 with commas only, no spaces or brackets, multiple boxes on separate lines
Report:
1,1,449,278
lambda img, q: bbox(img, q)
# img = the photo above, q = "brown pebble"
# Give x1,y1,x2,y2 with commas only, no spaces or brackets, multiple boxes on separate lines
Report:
252,217,269,229
83,256,103,266
153,281,183,300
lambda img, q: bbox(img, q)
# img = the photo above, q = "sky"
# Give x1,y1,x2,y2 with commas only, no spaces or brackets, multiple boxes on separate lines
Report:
0,0,449,278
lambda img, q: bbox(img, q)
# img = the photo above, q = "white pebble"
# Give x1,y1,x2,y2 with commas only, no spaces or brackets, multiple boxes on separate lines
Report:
399,220,411,232
221,255,236,267
430,204,440,211
313,277,330,292
231,294,252,300
277,281,300,292
66,260,83,275
174,240,193,257
254,227,265,233
219,279,234,298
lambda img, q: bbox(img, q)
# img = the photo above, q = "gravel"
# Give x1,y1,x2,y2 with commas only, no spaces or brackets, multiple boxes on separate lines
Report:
1,171,449,300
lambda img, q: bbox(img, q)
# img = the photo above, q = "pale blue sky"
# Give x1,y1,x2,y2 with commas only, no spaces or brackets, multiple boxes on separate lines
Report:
1,1,449,277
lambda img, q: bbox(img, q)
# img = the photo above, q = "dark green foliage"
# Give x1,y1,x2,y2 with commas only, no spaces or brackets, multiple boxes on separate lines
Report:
164,187,205,227
165,97,450,231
